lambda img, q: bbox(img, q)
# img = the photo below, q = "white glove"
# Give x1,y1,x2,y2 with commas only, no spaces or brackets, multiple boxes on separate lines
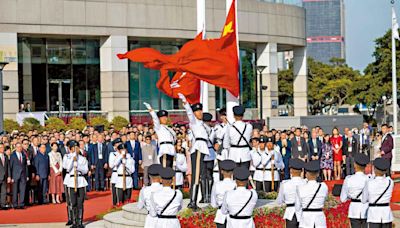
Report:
178,93,187,103
73,161,78,168
143,102,152,110
270,160,275,165
121,150,126,156
122,159,126,165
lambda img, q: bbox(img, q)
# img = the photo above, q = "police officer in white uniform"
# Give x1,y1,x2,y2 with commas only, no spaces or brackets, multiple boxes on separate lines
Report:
114,144,135,204
178,93,209,210
150,167,183,228
223,106,253,169
295,160,328,228
202,112,216,203
362,158,394,228
221,167,258,228
64,140,89,228
63,141,74,226
340,153,370,228
108,138,122,206
264,137,284,192
144,102,176,167
211,160,236,228
215,108,229,169
276,158,306,228
250,136,268,191
175,147,188,189
137,164,163,228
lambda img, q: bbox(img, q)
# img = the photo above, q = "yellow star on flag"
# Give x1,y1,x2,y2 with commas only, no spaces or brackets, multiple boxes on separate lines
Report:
223,21,234,37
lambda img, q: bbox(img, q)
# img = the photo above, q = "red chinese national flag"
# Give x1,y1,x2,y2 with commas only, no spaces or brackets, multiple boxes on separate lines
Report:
157,70,200,104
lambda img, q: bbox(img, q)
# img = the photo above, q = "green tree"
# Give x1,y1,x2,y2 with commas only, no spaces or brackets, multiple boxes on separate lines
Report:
278,61,294,105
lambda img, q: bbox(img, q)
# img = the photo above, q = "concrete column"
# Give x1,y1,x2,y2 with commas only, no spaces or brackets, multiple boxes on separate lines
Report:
21,40,32,103
100,35,129,121
0,33,19,119
293,47,308,116
207,84,216,119
257,43,279,119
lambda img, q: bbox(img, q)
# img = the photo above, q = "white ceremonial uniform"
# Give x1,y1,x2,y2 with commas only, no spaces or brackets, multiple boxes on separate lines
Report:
150,111,176,157
183,103,209,155
64,154,89,188
221,187,258,228
295,180,328,228
204,125,217,161
114,153,135,189
63,153,71,185
211,178,236,224
276,177,307,221
340,171,369,219
150,186,183,228
215,123,229,161
108,151,119,185
250,149,267,182
213,160,220,183
361,176,394,224
137,182,163,228
252,149,284,182
223,121,253,163
249,148,256,174
175,153,188,186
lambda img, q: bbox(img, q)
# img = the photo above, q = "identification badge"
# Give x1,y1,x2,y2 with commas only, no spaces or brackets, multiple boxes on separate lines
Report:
27,160,31,166
363,135,367,140
335,144,339,149
314,148,318,153
298,146,302,151
148,155,152,160
348,147,352,152
282,148,286,156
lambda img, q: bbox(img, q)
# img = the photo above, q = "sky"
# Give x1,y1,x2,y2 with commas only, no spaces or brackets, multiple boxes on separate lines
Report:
345,0,400,72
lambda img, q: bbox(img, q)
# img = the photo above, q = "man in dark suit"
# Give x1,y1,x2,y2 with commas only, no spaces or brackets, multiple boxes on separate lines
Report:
290,128,309,162
342,130,359,176
126,132,142,189
308,130,322,161
380,124,393,175
10,143,28,209
90,135,108,191
34,144,50,204
22,139,36,205
0,144,11,209
276,132,292,180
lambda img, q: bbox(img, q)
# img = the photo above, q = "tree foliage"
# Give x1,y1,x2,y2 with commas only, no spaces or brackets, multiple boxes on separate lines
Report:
278,61,294,105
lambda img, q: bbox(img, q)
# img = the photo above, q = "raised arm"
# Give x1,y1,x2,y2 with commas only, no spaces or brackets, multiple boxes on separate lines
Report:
178,93,196,125
144,102,161,131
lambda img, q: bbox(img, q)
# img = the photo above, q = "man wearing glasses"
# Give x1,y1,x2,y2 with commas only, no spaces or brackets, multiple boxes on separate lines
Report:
141,135,158,186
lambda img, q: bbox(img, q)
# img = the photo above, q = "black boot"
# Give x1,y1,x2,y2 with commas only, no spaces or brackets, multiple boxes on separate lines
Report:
71,208,78,228
78,208,84,228
187,184,199,210
207,180,213,203
199,180,206,203
65,206,73,226
204,180,210,203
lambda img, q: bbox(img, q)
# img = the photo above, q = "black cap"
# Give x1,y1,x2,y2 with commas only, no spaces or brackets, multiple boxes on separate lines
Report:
233,105,245,116
218,108,226,116
148,164,162,176
112,138,122,146
220,160,236,171
160,167,175,180
289,158,305,170
68,140,78,148
203,113,213,122
157,110,168,118
117,144,125,150
373,158,391,171
304,160,320,172
191,103,203,112
233,167,250,181
354,153,369,166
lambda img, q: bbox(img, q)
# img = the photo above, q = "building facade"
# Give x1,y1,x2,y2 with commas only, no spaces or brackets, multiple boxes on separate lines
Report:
0,0,307,122
304,0,345,63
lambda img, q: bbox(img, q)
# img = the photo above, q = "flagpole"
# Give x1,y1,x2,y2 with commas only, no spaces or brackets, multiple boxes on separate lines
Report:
393,4,398,134
226,0,240,123
197,0,209,112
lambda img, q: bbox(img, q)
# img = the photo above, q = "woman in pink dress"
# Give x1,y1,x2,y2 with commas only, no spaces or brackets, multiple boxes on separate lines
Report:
330,127,343,180
48,143,64,203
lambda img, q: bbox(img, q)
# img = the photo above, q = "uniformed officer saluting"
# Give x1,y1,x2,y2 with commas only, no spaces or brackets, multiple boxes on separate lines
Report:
223,105,253,169
295,160,328,228
108,138,123,206
178,93,210,210
137,164,163,228
221,167,258,228
211,160,237,228
64,140,89,228
340,153,370,228
144,102,176,167
150,167,183,228
114,144,135,205
362,158,394,228
276,158,306,228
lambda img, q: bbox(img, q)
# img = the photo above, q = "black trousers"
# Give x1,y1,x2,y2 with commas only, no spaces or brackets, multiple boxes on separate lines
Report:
368,222,392,228
64,185,72,221
236,161,250,170
94,163,105,190
69,187,85,210
111,183,117,206
116,188,132,203
350,218,367,228
203,161,214,182
12,177,26,207
286,214,299,228
216,221,226,228
346,156,355,176
264,181,280,192
0,180,6,207
159,154,174,168
189,152,205,194
38,178,48,204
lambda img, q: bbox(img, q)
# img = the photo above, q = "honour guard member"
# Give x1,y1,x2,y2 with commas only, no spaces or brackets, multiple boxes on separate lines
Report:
108,138,123,206
295,160,328,228
211,160,236,228
178,93,210,210
265,137,284,192
221,166,258,228
223,105,253,169
150,167,183,228
362,158,394,228
201,112,216,203
144,102,176,167
63,141,75,226
64,140,89,228
137,164,163,228
114,144,135,204
175,147,188,189
250,136,267,191
276,158,306,228
340,153,370,228
214,108,229,179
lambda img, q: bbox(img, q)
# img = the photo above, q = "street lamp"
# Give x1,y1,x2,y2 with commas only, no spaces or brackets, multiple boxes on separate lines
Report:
0,62,9,134
257,65,267,120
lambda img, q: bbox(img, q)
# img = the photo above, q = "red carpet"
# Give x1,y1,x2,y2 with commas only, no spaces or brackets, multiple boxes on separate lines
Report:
0,190,139,224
